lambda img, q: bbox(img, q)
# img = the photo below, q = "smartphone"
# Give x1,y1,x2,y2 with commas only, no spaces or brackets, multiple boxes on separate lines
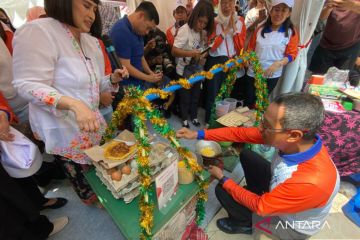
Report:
201,47,211,55
155,65,163,73
259,9,266,17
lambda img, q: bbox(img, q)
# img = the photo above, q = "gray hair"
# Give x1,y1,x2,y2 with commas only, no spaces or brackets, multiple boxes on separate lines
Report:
273,92,324,140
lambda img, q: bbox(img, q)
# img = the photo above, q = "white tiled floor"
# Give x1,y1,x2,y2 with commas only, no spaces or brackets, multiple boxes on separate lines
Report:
206,208,252,240
206,193,360,240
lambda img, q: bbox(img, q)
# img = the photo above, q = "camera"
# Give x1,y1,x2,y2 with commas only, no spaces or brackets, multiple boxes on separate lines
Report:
154,35,166,51
162,53,175,74
145,28,175,75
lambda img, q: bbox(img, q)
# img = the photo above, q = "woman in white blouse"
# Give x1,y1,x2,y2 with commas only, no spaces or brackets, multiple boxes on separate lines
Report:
12,0,128,204
205,0,247,126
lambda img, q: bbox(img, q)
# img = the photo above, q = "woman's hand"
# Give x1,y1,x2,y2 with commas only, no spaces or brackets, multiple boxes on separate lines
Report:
111,67,129,84
100,92,114,107
0,111,14,141
70,101,99,132
191,49,202,61
263,61,283,78
223,12,236,35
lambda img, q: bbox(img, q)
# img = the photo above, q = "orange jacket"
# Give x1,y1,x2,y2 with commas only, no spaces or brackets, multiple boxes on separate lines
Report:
202,127,338,216
99,39,113,75
0,92,17,123
166,25,175,48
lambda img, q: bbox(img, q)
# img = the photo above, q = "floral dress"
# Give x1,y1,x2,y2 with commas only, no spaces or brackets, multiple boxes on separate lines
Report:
12,18,118,202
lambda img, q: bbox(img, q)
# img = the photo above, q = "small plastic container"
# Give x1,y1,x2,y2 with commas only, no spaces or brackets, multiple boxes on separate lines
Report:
178,161,194,184
341,98,353,111
308,75,325,85
215,101,230,117
224,98,237,112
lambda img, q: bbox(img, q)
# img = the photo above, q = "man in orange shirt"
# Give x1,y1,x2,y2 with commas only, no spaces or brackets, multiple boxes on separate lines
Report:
177,92,339,238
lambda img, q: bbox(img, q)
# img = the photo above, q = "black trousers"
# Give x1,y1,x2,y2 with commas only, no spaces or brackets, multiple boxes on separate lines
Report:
33,160,66,187
179,64,203,121
204,56,228,123
230,75,247,102
179,82,202,121
215,148,271,227
0,165,53,240
244,75,279,108
14,176,48,211
309,41,360,75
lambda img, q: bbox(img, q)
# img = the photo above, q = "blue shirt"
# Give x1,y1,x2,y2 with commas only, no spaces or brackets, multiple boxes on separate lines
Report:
110,16,144,88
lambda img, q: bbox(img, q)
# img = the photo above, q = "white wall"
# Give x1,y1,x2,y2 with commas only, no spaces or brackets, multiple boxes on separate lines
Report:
127,0,199,32
0,0,44,28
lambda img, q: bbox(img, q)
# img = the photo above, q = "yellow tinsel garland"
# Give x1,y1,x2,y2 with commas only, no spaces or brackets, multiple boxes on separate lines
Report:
102,52,268,239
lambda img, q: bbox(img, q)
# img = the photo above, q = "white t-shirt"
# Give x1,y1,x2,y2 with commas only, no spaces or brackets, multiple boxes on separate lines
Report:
13,18,117,164
247,27,294,78
173,24,206,76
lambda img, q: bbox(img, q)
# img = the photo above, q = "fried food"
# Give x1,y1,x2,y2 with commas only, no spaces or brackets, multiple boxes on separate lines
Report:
200,147,216,157
104,141,136,160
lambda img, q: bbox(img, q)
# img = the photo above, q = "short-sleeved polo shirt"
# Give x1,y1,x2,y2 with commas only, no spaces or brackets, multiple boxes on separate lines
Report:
110,16,144,87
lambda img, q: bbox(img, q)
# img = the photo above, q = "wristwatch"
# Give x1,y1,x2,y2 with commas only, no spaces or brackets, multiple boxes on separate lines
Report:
219,176,229,186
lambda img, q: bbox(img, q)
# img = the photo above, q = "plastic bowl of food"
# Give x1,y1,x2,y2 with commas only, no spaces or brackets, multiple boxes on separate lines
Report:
219,141,233,148
196,140,222,158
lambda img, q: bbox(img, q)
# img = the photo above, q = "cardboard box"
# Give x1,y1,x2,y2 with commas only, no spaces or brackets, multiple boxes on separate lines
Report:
84,130,137,169
85,131,180,202
153,195,198,240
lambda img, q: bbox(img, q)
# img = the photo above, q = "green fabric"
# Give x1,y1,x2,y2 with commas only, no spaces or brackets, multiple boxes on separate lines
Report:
85,168,206,239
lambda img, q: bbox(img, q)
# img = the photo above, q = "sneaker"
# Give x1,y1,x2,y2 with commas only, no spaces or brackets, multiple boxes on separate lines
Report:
191,118,201,127
49,216,69,236
182,120,190,128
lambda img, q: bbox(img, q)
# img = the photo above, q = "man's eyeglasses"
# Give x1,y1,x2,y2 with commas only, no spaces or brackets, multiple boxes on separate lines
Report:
260,116,286,132
259,116,309,133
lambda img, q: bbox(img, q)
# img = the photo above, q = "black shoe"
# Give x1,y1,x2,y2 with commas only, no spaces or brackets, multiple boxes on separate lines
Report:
216,218,252,234
163,109,171,119
173,106,180,117
41,198,68,210
182,120,190,128
191,118,201,127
